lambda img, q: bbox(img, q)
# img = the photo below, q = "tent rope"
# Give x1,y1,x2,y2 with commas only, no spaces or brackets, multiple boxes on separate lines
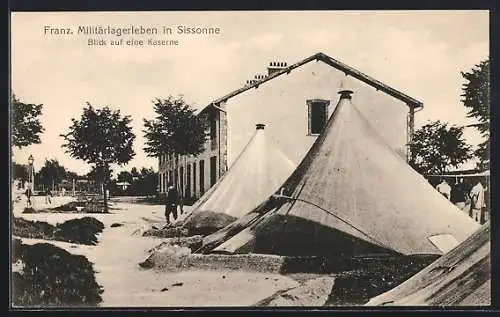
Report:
272,194,394,251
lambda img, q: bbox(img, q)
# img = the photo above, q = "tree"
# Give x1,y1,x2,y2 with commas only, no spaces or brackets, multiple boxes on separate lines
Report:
11,94,45,148
113,167,157,196
87,165,114,195
12,162,29,187
143,96,208,194
461,59,490,170
143,95,208,158
409,120,473,175
117,171,133,183
60,103,135,212
137,167,157,196
36,159,67,190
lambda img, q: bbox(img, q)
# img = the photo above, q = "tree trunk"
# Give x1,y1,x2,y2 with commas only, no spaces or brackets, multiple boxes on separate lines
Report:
103,164,109,213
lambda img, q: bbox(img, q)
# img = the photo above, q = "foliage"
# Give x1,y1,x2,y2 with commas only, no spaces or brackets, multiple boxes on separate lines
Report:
461,59,490,169
143,96,208,158
113,166,157,196
11,94,45,149
12,217,104,245
60,103,135,212
35,159,67,189
65,171,80,180
12,162,29,183
87,165,113,185
12,240,103,307
409,120,473,175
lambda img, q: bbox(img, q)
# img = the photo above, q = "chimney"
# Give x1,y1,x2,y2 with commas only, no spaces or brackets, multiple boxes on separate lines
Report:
267,61,288,76
256,123,265,130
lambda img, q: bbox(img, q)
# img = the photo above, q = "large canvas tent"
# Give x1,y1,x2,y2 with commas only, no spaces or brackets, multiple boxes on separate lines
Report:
198,89,479,256
366,222,491,306
181,124,296,235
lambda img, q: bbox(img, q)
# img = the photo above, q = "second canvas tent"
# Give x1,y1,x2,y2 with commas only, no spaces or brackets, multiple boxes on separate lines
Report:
181,123,296,235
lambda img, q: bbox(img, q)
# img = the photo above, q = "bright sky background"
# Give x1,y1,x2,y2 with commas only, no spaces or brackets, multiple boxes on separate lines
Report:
11,10,489,175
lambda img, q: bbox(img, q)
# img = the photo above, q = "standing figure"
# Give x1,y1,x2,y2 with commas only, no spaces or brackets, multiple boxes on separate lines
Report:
45,188,52,205
25,186,33,208
179,193,184,215
450,178,467,211
469,179,486,224
436,178,451,200
165,183,180,225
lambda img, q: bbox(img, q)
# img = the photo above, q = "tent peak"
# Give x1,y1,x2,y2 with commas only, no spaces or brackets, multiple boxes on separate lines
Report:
338,89,354,100
256,123,266,130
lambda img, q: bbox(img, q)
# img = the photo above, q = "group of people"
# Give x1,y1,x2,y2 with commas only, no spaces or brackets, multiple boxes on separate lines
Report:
436,178,488,224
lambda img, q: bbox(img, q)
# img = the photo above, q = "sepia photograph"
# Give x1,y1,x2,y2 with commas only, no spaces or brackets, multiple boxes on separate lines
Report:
9,10,490,308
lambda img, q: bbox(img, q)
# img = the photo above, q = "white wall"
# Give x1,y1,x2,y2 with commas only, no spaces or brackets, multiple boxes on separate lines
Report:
225,61,410,167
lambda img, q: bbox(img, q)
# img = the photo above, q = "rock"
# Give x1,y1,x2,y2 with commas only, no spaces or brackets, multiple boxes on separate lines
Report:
262,276,335,307
142,227,189,238
171,282,183,287
110,223,123,228
139,243,192,270
131,224,151,236
146,235,203,254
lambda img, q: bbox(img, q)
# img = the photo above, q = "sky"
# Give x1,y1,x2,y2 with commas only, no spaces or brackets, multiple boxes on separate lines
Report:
11,10,489,176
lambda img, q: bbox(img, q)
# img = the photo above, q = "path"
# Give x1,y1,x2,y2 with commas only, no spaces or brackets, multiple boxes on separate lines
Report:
13,196,299,307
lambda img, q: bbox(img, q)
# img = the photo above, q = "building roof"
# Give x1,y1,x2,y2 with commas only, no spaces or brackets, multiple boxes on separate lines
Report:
200,52,423,115
198,90,477,257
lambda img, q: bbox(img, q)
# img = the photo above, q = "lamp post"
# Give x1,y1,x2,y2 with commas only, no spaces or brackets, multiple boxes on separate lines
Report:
28,154,34,191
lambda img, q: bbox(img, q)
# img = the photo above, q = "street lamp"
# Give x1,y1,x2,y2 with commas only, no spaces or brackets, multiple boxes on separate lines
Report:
28,154,34,190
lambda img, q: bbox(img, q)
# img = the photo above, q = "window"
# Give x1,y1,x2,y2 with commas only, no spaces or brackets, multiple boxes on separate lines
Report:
159,173,163,193
180,166,184,197
193,162,197,197
210,111,217,150
210,156,217,187
307,99,330,135
199,160,205,195
173,170,178,189
186,164,191,198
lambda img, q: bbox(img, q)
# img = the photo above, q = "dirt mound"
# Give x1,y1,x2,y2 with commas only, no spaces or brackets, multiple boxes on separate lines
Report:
142,226,189,238
22,208,37,214
182,211,238,236
54,217,105,245
48,200,112,213
51,201,85,211
12,218,56,240
11,240,103,307
325,255,436,306
12,217,104,245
